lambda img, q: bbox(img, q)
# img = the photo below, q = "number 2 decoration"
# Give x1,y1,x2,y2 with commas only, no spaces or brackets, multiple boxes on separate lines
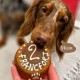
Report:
28,44,40,60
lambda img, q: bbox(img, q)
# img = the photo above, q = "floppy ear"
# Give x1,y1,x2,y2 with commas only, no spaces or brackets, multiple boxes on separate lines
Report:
17,1,41,37
56,12,74,59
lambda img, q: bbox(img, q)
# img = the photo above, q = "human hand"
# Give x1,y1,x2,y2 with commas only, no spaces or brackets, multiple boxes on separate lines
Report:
47,64,60,80
11,63,59,80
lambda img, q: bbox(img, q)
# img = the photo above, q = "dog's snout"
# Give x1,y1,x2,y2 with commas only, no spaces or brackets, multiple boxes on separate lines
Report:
36,34,48,46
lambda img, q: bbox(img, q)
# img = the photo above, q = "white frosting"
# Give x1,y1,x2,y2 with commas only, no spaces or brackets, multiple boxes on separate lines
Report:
33,76,39,79
18,51,21,53
38,63,42,70
45,48,47,51
34,64,39,71
39,74,40,76
28,44,40,60
31,40,33,43
40,78,42,80
31,73,40,79
20,47,23,49
36,73,40,76
43,52,49,60
20,59,27,66
31,74,34,77
43,52,49,56
42,61,46,66
23,44,26,47
22,61,29,69
34,73,36,76
19,54,26,58
19,51,49,72
28,63,34,71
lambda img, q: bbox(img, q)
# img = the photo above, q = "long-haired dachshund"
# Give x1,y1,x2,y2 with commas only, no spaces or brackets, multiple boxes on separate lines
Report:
17,0,74,59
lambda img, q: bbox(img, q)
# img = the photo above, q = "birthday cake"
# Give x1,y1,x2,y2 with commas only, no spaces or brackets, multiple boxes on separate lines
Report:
14,41,51,80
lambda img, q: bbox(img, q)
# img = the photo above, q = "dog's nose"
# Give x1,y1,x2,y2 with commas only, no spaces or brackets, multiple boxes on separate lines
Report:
36,34,48,46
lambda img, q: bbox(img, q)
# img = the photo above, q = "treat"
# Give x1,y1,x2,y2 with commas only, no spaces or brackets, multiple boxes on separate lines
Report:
14,41,51,80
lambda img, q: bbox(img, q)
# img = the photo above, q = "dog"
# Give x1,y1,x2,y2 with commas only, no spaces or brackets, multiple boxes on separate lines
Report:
0,11,25,47
0,0,29,47
17,0,74,59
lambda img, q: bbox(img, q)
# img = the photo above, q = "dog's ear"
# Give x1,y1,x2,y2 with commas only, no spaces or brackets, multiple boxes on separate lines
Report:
56,12,74,59
17,1,41,37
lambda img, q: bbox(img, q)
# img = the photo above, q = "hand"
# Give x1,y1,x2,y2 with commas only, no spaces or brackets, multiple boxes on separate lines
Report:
11,63,59,80
47,64,60,80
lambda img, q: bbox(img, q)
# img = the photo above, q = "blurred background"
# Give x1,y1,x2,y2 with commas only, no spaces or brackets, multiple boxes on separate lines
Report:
0,0,80,80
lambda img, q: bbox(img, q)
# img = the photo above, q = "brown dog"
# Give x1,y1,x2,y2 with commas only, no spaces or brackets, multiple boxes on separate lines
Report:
0,0,29,47
0,11,24,47
17,0,74,59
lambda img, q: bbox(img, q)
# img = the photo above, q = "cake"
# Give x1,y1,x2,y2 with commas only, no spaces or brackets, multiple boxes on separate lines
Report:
14,40,51,80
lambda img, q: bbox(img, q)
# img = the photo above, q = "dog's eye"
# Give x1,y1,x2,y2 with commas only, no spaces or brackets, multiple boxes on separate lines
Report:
41,6,47,13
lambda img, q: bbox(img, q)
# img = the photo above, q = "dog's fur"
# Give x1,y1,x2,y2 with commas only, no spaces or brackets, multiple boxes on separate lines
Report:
0,11,25,47
0,0,29,47
18,0,74,59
